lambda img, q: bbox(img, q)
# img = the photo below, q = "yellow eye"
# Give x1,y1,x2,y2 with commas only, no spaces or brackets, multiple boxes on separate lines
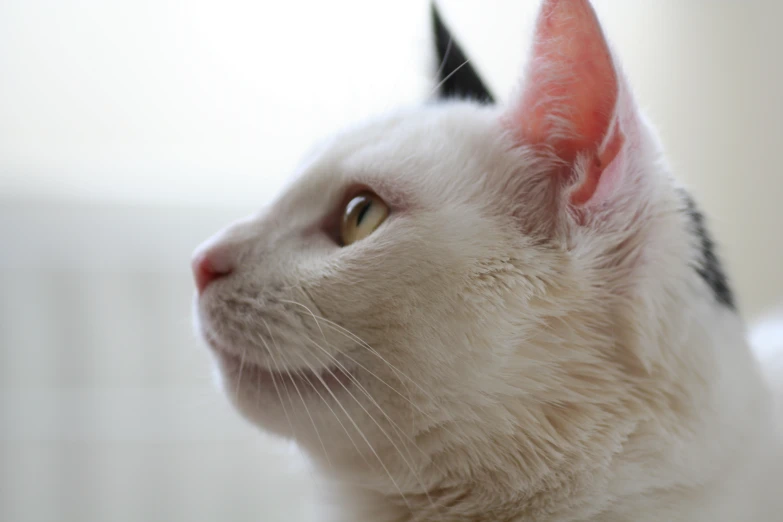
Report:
340,191,389,246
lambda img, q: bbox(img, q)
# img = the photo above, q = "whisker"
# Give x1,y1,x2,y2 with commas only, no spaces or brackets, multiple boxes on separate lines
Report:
284,298,422,412
251,329,340,494
432,32,455,93
282,296,445,490
261,318,334,470
235,347,247,400
286,348,383,482
284,296,329,343
302,337,443,519
302,336,437,462
282,298,463,442
287,347,413,511
315,335,445,426
252,330,299,443
282,298,428,418
428,58,471,99
280,299,436,402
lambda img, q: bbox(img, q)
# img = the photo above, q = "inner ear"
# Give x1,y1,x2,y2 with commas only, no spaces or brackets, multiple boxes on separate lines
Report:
509,0,619,159
504,0,632,208
431,2,495,104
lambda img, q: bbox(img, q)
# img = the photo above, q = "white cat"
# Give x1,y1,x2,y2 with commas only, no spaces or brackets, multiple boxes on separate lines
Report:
192,0,783,520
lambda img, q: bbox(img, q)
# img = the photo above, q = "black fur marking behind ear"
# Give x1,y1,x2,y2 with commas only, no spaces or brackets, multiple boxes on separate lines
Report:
679,189,736,310
431,2,494,104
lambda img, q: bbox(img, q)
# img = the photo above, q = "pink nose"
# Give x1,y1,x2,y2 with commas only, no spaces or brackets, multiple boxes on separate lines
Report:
192,250,234,294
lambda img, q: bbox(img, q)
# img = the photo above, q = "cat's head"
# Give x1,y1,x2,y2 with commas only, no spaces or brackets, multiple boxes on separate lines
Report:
192,0,728,512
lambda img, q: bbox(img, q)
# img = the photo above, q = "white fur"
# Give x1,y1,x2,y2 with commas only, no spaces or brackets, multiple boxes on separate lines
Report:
192,6,783,522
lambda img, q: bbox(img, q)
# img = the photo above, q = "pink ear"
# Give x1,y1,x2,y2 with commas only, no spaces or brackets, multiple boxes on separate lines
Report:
506,0,627,206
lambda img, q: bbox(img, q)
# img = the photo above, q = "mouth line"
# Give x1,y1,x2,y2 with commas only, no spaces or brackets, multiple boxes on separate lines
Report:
208,341,354,397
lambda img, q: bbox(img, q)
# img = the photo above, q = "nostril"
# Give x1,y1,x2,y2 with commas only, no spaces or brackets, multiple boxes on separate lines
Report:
193,252,234,294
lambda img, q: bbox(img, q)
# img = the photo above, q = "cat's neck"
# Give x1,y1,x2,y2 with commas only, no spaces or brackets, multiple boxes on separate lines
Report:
323,304,780,522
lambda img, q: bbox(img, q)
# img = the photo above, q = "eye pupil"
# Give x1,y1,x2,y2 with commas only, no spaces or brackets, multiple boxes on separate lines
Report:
356,201,372,226
339,190,389,246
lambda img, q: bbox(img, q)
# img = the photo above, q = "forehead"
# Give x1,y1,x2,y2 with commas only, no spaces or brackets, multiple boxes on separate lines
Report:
277,102,501,213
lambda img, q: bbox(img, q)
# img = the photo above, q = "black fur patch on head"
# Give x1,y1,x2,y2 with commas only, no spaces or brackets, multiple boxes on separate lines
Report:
679,189,736,309
431,3,494,104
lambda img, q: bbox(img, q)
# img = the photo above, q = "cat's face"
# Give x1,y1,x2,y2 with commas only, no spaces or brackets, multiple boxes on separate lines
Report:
192,0,713,508
193,103,574,455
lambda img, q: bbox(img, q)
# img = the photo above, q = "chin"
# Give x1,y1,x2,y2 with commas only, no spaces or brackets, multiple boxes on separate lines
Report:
213,354,300,439
204,335,361,447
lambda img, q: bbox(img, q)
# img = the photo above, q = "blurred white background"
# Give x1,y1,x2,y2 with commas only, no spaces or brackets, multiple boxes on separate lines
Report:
1,1,781,521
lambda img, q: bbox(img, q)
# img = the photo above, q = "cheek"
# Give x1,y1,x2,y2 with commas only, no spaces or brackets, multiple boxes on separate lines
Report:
312,272,469,370
312,263,435,340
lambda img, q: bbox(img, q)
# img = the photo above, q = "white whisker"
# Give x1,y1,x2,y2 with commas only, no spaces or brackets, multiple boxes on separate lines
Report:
252,330,342,487
288,347,413,511
432,33,455,92
235,347,246,400
428,58,471,99
287,348,380,477
302,337,443,519
261,318,334,471
282,298,462,441
252,330,298,442
280,299,436,402
302,336,436,461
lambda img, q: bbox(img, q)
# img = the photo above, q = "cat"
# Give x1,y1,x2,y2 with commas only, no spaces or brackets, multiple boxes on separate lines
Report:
191,0,783,520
